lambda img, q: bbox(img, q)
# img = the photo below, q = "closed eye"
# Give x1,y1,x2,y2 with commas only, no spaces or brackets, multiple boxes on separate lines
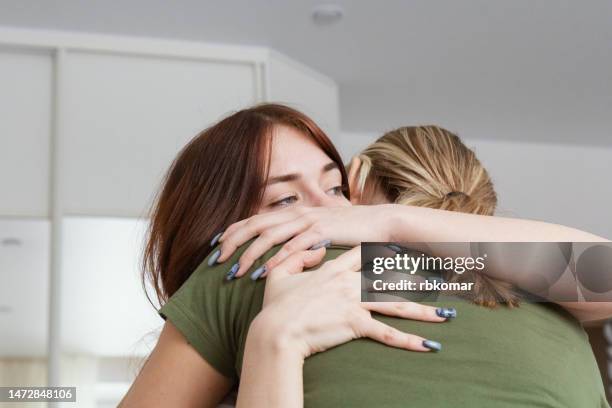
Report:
327,186,344,196
270,195,298,208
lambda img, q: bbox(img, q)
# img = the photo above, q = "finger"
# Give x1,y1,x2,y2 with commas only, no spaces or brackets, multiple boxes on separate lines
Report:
217,218,248,243
218,208,310,263
359,318,435,352
264,229,326,272
362,302,449,322
323,246,361,273
222,206,313,241
265,248,327,283
232,219,314,277
266,247,326,278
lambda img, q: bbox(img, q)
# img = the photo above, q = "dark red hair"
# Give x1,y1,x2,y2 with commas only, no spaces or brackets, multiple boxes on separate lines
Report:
144,103,349,304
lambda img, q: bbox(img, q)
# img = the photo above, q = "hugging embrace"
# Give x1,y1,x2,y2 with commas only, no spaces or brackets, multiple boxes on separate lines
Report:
120,104,610,408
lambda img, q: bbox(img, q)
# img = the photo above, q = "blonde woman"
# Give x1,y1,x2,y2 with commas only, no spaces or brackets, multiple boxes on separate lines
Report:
229,126,607,407
348,126,518,308
122,107,609,408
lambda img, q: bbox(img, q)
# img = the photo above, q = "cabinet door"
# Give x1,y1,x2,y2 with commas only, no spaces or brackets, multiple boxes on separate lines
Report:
62,52,257,217
0,49,52,217
0,218,50,357
60,216,158,356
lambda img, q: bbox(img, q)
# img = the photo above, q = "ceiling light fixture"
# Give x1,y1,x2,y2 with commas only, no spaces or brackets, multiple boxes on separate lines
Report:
311,4,344,26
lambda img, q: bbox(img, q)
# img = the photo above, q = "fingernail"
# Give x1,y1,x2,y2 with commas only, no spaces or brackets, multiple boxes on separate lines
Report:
309,239,331,250
207,249,221,266
436,307,457,319
423,339,442,351
250,265,267,281
226,263,240,281
385,244,404,253
210,231,223,247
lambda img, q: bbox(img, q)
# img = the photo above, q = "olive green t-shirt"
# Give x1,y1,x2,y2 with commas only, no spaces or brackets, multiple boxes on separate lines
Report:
159,244,609,408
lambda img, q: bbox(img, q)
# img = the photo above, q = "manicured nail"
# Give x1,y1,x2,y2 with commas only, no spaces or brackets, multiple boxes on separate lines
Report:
436,307,457,319
207,249,221,266
226,262,240,281
385,244,404,253
250,265,267,281
309,239,331,250
210,231,223,247
423,340,442,351
429,276,445,284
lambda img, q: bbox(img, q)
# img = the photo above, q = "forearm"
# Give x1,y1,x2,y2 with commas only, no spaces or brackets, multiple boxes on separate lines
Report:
385,204,611,321
386,204,608,244
558,302,612,323
237,317,305,408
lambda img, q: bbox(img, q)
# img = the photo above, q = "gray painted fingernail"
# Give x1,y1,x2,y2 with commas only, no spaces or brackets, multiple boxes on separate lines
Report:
226,263,240,281
436,307,457,319
210,231,223,247
423,340,442,351
207,249,221,266
386,244,404,253
250,265,267,281
310,239,332,250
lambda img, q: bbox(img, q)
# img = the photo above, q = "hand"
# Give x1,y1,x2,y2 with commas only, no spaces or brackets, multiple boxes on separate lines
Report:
215,205,397,278
248,246,448,359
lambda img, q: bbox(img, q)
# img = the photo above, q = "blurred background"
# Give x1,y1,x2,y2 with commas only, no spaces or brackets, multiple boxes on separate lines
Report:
0,1,611,407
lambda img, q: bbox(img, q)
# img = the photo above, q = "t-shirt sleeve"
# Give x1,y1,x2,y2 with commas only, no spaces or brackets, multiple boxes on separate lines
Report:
158,243,266,381
157,242,348,381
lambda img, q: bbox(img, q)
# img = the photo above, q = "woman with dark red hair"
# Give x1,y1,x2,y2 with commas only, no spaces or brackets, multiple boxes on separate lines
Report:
121,104,609,408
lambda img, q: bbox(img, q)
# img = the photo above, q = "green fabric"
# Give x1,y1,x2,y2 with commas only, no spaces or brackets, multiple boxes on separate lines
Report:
159,243,609,407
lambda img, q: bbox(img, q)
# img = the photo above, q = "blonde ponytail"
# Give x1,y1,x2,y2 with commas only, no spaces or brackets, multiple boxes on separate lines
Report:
359,126,519,308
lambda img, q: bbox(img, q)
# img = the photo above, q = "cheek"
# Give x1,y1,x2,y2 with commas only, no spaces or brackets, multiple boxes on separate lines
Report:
336,195,352,207
256,206,273,215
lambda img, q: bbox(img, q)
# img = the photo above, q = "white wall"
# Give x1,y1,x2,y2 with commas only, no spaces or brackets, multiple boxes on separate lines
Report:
267,50,340,137
337,131,612,239
470,139,612,239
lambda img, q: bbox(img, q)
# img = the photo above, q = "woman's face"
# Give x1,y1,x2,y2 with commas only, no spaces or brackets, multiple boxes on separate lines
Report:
258,125,351,214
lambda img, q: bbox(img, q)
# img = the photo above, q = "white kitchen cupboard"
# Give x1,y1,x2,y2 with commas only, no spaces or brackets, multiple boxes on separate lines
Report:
0,26,339,218
0,48,53,217
61,51,257,216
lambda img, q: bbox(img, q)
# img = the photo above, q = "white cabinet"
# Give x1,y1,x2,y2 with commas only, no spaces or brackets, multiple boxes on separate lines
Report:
60,217,159,356
62,52,257,216
0,28,340,219
0,218,49,357
0,49,52,217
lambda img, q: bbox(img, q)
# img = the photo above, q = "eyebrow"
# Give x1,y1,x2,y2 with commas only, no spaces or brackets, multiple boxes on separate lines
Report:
266,162,339,185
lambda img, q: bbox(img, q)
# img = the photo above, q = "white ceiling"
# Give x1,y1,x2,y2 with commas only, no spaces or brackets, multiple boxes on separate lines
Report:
0,0,611,144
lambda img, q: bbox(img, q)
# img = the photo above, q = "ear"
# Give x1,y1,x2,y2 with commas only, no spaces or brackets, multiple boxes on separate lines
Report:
347,156,362,204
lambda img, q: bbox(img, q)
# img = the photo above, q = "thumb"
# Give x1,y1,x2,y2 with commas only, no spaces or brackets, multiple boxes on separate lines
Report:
266,247,326,282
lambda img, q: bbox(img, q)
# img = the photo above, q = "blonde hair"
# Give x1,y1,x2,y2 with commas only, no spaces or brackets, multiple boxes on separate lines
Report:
357,125,519,308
